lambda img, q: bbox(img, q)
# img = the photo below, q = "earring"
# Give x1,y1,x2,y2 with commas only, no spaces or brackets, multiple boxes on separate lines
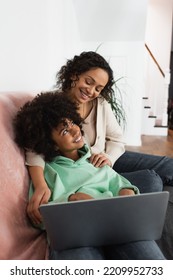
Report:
54,145,59,151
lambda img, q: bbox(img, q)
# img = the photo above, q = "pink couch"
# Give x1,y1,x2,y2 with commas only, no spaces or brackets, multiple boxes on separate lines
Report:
1,92,172,260
0,92,48,260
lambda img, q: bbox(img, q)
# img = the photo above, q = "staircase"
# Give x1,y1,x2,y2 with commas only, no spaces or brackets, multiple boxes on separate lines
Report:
141,97,168,136
143,43,170,137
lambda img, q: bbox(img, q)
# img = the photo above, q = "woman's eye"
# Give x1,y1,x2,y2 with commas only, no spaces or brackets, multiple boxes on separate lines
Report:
96,87,101,93
86,79,91,85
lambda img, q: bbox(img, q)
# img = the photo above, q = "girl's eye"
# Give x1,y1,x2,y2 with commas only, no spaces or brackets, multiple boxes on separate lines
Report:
62,129,68,135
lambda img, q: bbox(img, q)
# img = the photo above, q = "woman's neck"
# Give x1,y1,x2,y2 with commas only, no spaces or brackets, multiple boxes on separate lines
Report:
78,101,94,119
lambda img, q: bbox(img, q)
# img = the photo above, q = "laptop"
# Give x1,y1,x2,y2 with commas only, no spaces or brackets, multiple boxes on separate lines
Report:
39,191,169,251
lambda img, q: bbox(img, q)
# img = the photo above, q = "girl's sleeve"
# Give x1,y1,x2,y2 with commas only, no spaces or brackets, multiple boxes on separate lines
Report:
25,150,45,169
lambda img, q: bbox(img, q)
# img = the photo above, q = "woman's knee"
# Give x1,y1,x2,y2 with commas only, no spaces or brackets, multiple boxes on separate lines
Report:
121,169,163,193
140,170,163,193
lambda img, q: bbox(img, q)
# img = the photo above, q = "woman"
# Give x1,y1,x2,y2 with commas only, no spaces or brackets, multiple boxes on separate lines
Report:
27,51,171,225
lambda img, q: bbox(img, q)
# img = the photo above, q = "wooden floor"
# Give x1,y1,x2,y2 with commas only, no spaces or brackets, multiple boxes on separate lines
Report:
125,129,173,158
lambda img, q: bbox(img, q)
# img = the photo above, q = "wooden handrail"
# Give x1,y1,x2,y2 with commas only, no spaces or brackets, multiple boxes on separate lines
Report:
145,44,165,78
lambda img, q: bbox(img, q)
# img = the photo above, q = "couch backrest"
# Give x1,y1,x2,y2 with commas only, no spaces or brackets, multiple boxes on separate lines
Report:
0,92,48,260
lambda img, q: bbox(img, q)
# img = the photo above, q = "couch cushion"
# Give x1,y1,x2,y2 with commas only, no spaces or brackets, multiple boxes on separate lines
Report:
0,92,48,260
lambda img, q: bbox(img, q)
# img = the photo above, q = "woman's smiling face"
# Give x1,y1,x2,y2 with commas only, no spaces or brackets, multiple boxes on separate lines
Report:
69,68,109,104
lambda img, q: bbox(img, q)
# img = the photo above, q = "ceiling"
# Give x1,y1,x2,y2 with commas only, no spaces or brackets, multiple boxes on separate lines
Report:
72,0,148,41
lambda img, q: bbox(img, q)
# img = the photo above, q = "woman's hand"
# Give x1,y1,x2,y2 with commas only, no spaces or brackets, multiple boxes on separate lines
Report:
89,153,112,167
27,166,51,225
119,188,135,196
27,185,51,225
68,192,93,201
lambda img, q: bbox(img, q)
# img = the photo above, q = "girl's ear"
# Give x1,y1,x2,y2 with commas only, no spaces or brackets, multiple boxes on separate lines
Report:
54,144,61,156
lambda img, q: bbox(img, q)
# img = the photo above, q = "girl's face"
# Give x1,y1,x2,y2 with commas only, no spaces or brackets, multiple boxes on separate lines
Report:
51,119,84,157
69,68,109,104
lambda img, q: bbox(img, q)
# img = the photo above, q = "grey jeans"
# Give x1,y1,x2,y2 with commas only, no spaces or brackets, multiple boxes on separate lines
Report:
49,241,165,260
113,151,173,193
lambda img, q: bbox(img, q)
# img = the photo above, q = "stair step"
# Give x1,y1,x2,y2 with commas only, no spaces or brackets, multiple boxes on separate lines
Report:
142,96,168,136
144,106,151,109
142,126,168,136
154,125,168,128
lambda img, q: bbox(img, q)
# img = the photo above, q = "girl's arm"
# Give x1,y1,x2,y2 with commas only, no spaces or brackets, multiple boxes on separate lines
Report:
118,189,135,196
68,192,93,201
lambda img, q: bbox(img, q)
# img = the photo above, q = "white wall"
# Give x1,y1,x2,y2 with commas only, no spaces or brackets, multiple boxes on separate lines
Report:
0,0,65,92
145,0,173,72
73,0,148,42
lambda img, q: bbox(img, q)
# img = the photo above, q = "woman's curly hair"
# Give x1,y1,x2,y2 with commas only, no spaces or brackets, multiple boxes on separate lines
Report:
55,51,115,103
13,91,83,162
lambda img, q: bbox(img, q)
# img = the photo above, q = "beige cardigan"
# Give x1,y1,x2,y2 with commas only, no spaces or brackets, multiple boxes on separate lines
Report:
90,97,125,165
26,97,125,168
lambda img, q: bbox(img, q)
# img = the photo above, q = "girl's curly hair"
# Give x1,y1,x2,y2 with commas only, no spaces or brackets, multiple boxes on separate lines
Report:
55,51,115,103
13,91,83,161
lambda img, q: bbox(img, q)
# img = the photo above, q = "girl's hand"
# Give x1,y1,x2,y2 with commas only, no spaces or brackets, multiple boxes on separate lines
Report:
89,153,112,167
119,189,135,196
68,192,93,201
27,185,51,225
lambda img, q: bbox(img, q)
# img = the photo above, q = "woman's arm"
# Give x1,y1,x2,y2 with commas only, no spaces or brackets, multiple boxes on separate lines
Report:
27,166,51,224
26,151,51,224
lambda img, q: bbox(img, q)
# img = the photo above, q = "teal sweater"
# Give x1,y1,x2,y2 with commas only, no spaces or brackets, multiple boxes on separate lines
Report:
42,145,139,203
